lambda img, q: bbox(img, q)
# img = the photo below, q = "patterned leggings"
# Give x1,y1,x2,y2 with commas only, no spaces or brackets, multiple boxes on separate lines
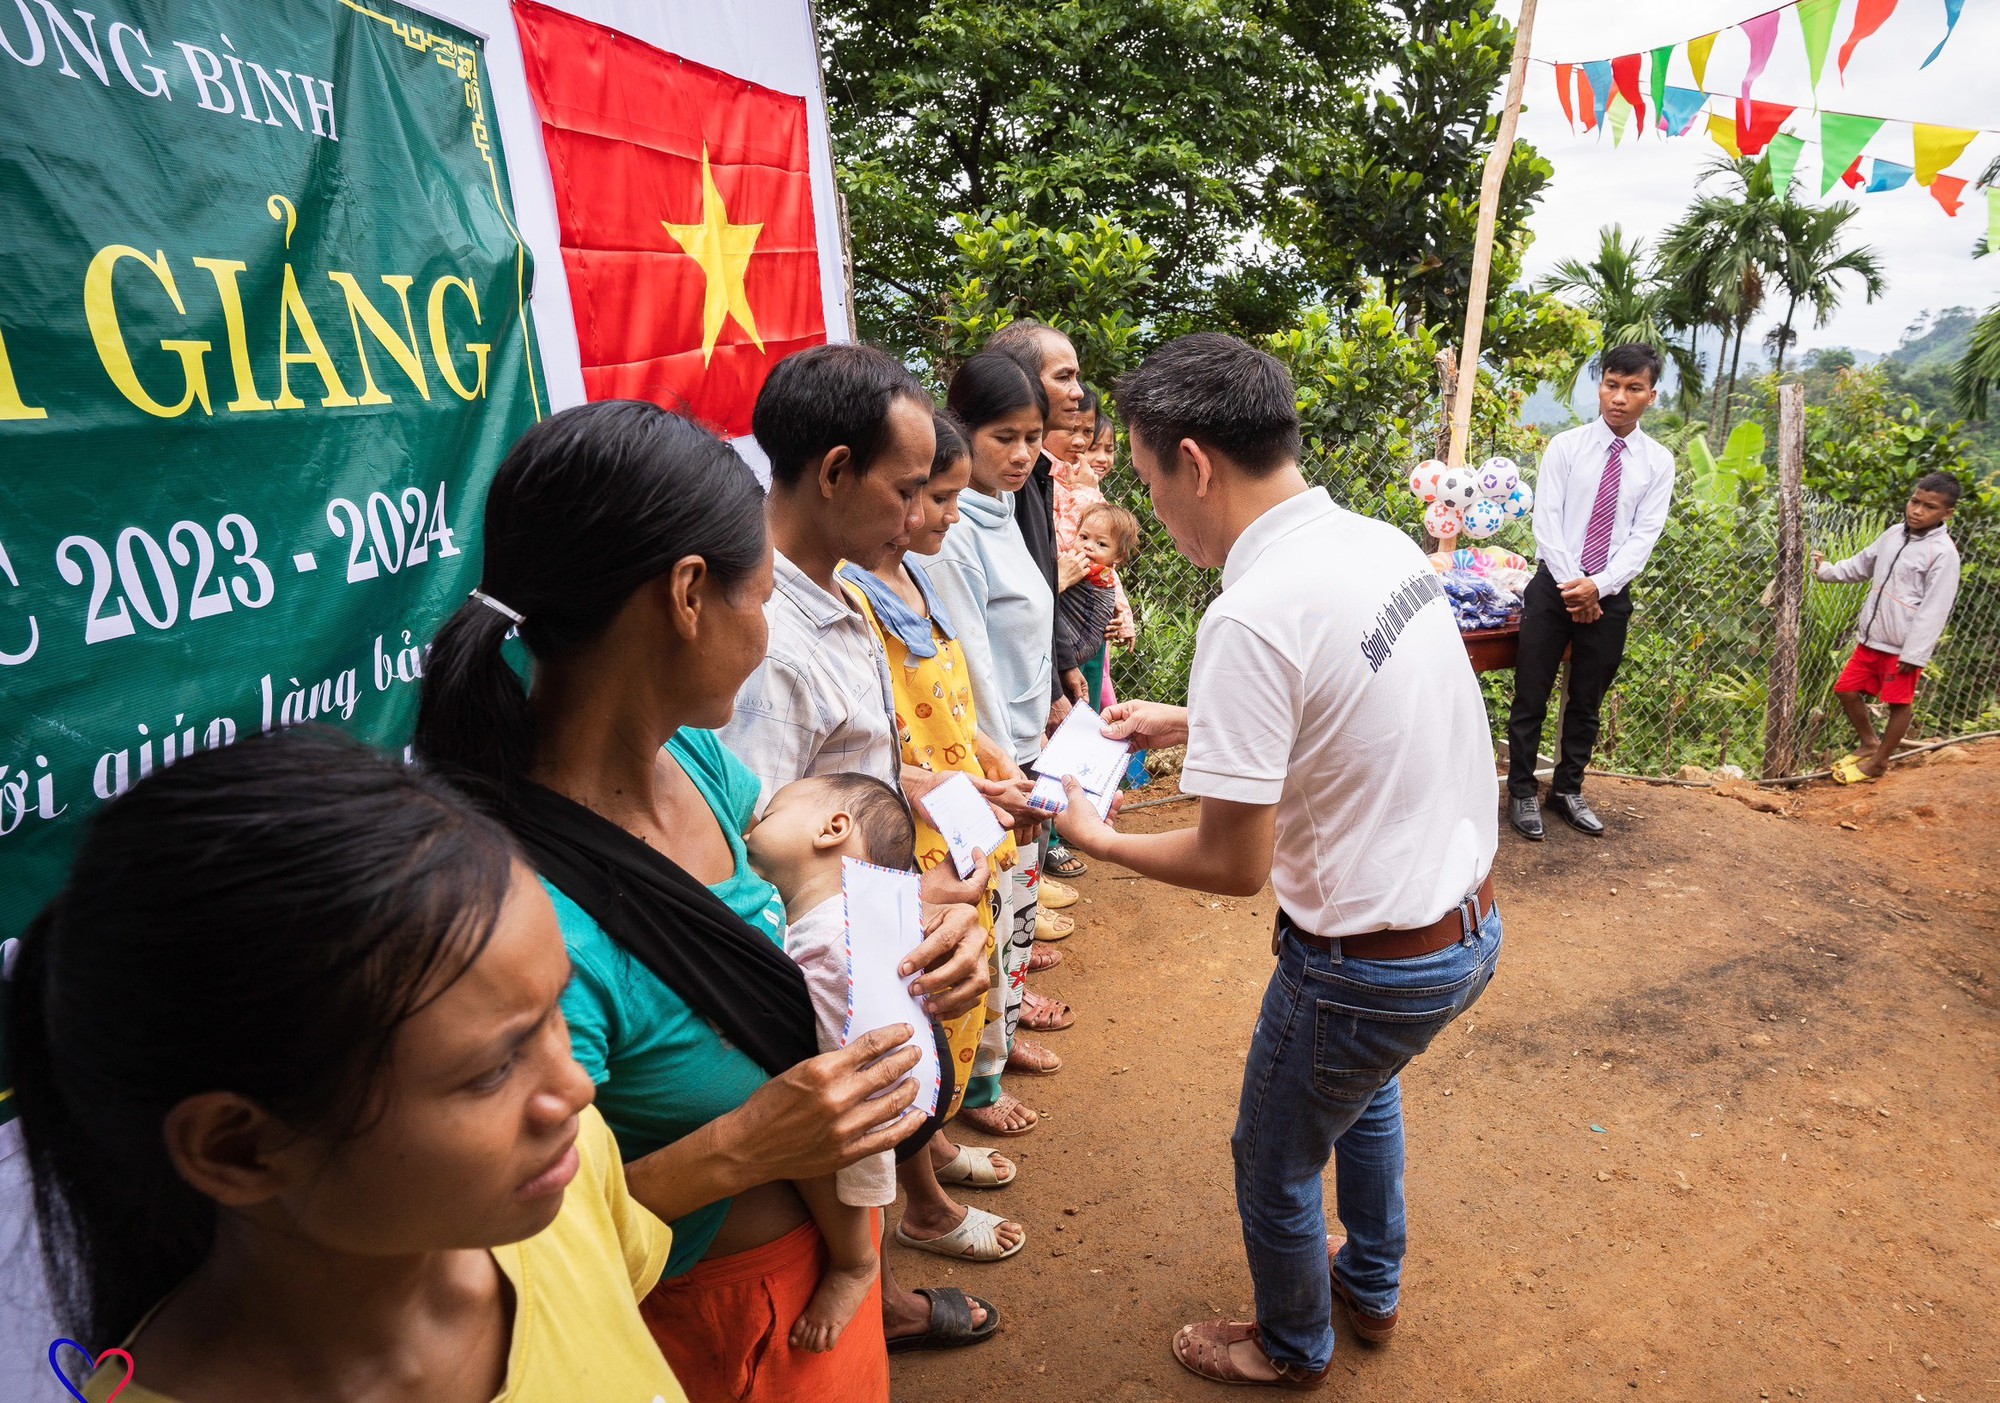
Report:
960,828,1041,1108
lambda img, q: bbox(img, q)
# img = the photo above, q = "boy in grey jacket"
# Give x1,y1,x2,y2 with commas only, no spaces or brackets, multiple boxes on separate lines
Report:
1814,471,1962,781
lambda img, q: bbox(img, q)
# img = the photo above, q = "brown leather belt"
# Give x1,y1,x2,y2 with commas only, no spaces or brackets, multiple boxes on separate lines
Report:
1276,873,1497,960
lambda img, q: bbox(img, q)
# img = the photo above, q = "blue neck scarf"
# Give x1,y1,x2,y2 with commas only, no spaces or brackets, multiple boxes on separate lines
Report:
838,561,956,659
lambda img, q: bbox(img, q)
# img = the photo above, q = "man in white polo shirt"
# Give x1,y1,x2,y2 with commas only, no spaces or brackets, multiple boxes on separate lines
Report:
1054,334,1502,1389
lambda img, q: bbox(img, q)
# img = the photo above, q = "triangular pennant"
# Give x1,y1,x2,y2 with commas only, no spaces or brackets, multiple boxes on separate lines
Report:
1740,11,1781,105
1736,100,1796,158
1708,113,1742,160
1841,157,1866,189
1819,113,1887,195
1555,62,1576,130
1608,90,1633,146
1766,132,1806,193
1930,173,1967,216
1839,0,1900,79
1660,87,1708,138
1610,54,1646,131
1686,32,1717,89
1923,0,1966,68
1575,67,1599,131
1796,0,1841,91
1866,158,1912,193
1649,46,1672,126
1989,186,2000,248
1581,60,1614,130
1913,124,1976,185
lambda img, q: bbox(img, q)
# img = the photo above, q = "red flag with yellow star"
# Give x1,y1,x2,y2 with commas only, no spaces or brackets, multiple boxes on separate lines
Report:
513,0,828,438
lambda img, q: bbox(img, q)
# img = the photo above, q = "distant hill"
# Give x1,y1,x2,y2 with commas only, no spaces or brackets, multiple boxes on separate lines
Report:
1887,307,1978,371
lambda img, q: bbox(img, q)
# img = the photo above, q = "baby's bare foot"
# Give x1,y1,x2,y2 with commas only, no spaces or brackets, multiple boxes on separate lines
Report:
791,1261,878,1354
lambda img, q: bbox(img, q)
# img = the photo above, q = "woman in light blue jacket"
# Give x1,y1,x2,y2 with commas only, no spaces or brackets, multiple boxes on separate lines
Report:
921,353,1063,1136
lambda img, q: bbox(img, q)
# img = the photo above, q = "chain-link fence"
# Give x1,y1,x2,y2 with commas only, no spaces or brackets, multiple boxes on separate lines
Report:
1103,446,2000,780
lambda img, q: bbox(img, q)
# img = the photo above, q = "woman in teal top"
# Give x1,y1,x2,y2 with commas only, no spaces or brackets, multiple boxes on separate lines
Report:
549,726,788,1274
415,402,999,1379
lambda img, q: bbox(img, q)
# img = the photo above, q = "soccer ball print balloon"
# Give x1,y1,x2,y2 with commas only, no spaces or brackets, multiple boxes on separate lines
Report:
1476,457,1520,501
1462,498,1505,539
1424,499,1464,539
1501,480,1534,520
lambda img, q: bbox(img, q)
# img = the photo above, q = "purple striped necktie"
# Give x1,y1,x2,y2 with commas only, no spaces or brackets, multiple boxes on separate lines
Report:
1578,436,1625,576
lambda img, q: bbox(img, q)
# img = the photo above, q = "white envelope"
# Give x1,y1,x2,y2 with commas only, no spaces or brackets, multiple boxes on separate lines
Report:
840,857,941,1117
1027,702,1130,816
918,769,1008,878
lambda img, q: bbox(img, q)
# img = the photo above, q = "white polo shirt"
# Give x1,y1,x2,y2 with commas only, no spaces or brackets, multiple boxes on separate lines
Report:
1181,488,1497,935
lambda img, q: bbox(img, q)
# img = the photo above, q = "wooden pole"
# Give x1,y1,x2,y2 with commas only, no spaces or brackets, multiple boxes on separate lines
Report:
1429,347,1459,552
1445,0,1539,468
1762,381,1807,779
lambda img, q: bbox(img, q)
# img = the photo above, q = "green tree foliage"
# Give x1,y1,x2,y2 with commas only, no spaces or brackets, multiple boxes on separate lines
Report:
1763,201,1885,377
1540,224,1702,408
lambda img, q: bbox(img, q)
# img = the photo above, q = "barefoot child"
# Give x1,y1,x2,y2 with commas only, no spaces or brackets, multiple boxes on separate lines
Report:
1815,471,1962,783
744,772,942,1352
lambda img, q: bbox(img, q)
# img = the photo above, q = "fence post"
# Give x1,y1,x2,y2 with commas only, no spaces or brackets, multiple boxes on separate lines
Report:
1763,382,1807,778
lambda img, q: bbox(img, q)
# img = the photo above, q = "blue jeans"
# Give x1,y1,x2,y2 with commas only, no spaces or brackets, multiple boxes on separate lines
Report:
1231,901,1503,1371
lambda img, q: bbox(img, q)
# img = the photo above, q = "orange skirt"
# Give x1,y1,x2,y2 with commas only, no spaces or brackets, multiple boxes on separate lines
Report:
640,1215,889,1403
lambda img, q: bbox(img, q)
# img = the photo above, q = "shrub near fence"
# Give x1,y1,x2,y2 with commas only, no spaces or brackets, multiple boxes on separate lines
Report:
1103,448,2000,780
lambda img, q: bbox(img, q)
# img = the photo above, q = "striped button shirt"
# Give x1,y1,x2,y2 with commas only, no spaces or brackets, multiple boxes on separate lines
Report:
721,551,900,810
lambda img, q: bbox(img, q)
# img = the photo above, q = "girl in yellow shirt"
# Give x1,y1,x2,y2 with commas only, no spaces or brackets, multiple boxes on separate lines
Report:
14,728,708,1403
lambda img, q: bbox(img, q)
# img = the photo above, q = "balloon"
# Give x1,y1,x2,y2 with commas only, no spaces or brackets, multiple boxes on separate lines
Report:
1502,480,1535,520
1463,499,1505,539
1408,458,1447,502
1434,470,1477,509
1476,457,1520,500
1425,500,1464,539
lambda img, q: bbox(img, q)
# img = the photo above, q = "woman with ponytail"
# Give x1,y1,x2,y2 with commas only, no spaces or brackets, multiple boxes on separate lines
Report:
415,400,997,1392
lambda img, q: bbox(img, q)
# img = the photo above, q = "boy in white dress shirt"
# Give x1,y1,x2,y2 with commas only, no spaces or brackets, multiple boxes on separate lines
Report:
1505,343,1675,840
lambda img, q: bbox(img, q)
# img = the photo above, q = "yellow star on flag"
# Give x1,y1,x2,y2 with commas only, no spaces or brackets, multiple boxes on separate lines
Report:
662,145,766,366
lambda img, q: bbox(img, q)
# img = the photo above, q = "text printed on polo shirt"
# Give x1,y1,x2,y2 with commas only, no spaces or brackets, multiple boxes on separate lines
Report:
1359,570,1445,673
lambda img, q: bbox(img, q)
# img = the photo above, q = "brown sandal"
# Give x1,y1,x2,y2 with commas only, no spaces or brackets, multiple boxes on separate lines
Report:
1020,990,1074,1032
1007,1037,1062,1074
956,1094,1039,1137
1171,1321,1329,1389
1027,944,1064,973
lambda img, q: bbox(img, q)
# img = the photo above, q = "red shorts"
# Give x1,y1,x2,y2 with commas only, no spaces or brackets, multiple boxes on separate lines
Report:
1835,644,1920,706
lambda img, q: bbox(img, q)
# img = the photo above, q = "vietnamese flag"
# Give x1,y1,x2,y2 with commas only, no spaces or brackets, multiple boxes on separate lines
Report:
513,0,827,438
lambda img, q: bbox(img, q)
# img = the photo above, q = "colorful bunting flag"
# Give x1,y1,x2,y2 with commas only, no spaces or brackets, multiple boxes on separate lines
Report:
1819,113,1887,195
1740,11,1781,105
1608,91,1633,146
1839,0,1900,79
1922,0,1966,68
1912,124,1976,186
1576,66,1599,132
1649,46,1672,127
1581,60,1613,130
1610,54,1646,131
1736,100,1796,158
1555,62,1576,130
1866,158,1912,192
1930,173,1967,216
1766,133,1806,193
1686,32,1717,90
1660,87,1707,138
1708,113,1742,160
1841,158,1865,189
1795,0,1841,91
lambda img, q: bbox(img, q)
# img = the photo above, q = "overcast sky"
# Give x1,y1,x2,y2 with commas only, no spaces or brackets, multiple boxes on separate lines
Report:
1491,0,2000,358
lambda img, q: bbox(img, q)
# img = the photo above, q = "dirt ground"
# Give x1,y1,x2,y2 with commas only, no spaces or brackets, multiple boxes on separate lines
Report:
890,740,2000,1402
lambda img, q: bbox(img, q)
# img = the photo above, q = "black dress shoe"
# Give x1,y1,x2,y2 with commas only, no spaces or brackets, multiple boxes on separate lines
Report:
1550,793,1605,836
1508,794,1544,841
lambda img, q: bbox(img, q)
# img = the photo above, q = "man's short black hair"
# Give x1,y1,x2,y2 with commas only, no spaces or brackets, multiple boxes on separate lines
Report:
1600,342,1663,386
816,773,917,871
1112,333,1301,477
753,343,930,487
1914,470,1962,505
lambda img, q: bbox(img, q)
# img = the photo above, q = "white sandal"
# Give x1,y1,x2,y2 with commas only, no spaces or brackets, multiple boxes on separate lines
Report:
895,1206,1026,1262
934,1144,1017,1188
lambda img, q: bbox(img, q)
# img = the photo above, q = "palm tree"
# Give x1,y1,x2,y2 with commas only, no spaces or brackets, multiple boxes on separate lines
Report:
1657,158,1785,443
1765,201,1886,376
1954,154,1999,419
1541,224,1705,410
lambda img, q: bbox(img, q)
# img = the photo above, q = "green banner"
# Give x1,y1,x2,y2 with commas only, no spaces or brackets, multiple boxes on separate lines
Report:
0,0,546,1091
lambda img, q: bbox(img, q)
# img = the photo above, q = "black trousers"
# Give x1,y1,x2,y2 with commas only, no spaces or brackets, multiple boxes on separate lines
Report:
1506,565,1633,798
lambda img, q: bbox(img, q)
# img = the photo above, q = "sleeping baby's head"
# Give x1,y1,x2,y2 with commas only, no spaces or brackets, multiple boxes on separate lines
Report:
745,773,917,909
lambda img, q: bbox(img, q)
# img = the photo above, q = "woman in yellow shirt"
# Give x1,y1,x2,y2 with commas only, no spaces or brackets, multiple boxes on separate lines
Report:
12,727,923,1403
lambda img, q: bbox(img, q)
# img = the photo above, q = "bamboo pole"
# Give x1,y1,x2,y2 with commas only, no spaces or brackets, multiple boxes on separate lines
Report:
1762,381,1807,779
1445,0,1539,468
